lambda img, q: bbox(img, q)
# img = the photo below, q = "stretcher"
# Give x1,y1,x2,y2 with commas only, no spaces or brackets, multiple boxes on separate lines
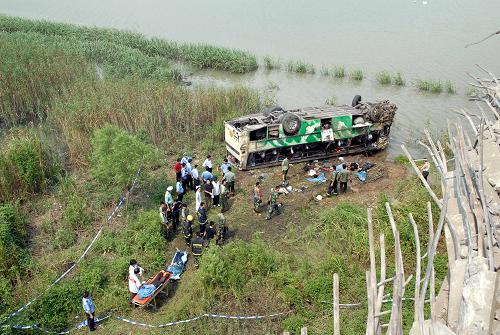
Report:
132,250,187,309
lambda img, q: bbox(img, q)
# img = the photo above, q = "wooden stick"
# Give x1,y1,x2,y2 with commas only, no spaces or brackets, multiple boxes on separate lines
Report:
367,208,377,334
409,213,423,334
374,234,386,335
366,271,375,335
427,202,436,321
401,145,442,207
301,327,308,335
333,273,340,335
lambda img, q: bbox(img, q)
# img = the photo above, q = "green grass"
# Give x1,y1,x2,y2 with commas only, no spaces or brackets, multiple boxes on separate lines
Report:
333,65,346,78
376,71,392,85
349,68,364,81
286,60,315,74
445,80,456,94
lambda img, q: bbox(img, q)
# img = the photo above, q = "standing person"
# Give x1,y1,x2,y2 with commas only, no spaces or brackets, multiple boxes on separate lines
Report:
327,167,339,196
202,155,213,173
191,232,204,269
281,157,290,185
266,185,283,220
218,158,231,177
128,267,141,304
185,159,194,191
181,163,189,192
253,182,263,213
171,200,181,232
220,180,229,212
173,158,182,181
195,185,202,211
176,178,185,202
82,291,96,332
164,186,174,207
180,153,191,165
223,166,236,196
128,259,144,277
337,163,351,193
192,164,200,191
180,203,190,222
204,179,214,209
216,211,227,245
202,167,213,183
212,176,221,207
197,202,208,235
183,215,194,246
420,159,430,181
159,201,169,228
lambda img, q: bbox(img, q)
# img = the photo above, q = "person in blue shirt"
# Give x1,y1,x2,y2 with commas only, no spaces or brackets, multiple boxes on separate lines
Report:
201,167,213,182
165,186,174,207
218,158,231,177
82,291,96,331
184,160,193,190
176,179,184,202
191,164,200,191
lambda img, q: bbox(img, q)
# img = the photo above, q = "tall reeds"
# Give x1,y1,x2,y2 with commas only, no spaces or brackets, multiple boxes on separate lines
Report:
0,15,258,73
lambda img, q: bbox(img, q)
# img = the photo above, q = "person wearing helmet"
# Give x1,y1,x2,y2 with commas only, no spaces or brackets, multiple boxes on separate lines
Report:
183,215,194,246
191,232,204,269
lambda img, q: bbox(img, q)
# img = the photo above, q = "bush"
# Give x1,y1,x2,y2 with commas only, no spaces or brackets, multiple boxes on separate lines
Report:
90,125,159,189
376,71,392,85
62,195,92,230
0,130,63,202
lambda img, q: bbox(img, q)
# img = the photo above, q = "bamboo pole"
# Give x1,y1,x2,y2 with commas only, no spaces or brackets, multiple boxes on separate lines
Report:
366,271,375,335
409,213,423,334
427,202,436,321
374,234,386,335
301,327,308,335
367,208,377,334
333,273,340,335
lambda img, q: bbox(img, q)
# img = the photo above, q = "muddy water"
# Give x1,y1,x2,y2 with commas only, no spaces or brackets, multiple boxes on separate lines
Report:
1,0,499,156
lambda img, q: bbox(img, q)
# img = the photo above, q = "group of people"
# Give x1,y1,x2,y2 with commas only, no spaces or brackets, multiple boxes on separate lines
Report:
326,162,354,196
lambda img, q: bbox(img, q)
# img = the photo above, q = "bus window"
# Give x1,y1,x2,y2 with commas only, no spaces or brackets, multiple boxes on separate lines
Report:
250,127,267,141
268,125,279,139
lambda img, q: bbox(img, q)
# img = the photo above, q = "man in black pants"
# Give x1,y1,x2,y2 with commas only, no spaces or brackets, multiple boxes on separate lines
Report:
82,291,96,331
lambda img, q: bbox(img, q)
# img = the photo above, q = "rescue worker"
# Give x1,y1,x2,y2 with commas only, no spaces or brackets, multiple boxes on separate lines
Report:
220,180,229,212
223,166,236,196
204,221,217,247
197,202,208,235
128,267,141,304
171,200,181,232
266,185,283,220
192,164,200,191
216,211,227,245
183,215,194,246
180,203,190,222
253,182,263,213
191,232,204,268
338,163,351,193
164,186,174,207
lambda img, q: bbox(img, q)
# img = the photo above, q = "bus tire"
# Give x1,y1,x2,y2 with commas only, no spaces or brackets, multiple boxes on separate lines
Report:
263,106,283,117
281,113,301,135
352,95,362,107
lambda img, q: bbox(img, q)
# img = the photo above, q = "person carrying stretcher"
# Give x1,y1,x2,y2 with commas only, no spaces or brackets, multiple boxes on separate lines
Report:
191,232,204,269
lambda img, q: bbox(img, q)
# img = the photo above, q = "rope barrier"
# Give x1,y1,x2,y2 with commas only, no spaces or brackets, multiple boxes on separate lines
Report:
2,311,291,333
0,168,142,324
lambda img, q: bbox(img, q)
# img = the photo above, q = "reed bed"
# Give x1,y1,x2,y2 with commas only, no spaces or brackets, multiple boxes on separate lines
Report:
376,71,392,85
263,55,281,70
49,79,260,166
393,72,406,86
414,79,443,93
445,80,456,94
333,65,346,78
0,15,258,73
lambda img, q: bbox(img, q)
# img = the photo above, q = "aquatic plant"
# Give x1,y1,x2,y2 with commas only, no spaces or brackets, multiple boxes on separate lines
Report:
325,96,338,105
414,79,443,93
445,81,456,94
287,60,315,74
333,65,346,78
349,69,364,81
376,71,392,85
320,66,330,76
393,72,406,86
263,55,281,70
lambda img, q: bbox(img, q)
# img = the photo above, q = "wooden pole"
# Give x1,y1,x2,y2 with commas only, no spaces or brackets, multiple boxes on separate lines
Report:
301,327,308,335
366,270,374,335
367,208,377,334
409,213,423,334
427,202,436,321
333,273,340,335
374,234,386,335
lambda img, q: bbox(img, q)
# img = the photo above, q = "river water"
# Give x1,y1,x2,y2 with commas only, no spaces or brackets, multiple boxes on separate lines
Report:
1,0,499,155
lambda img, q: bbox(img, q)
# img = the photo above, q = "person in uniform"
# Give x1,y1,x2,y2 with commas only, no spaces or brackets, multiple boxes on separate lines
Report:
337,163,351,193
281,157,290,185
191,232,204,268
216,211,227,245
183,215,194,246
327,167,339,196
266,185,283,220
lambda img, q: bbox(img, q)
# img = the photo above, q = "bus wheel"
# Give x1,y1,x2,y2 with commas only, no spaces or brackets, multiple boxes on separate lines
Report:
281,113,301,135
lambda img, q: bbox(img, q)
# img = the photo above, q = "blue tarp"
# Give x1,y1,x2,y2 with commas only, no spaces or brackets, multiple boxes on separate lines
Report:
138,285,156,299
166,250,188,280
306,172,326,183
356,171,367,182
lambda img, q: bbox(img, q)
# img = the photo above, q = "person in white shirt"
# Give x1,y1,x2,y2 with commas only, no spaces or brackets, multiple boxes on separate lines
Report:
128,259,144,277
212,177,221,207
128,267,142,303
202,155,213,173
195,185,202,211
191,164,200,191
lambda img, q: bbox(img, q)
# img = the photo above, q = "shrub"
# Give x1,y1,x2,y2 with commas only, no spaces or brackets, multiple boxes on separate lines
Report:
349,69,364,81
333,65,345,78
62,195,93,230
90,125,159,189
0,130,63,202
376,71,392,85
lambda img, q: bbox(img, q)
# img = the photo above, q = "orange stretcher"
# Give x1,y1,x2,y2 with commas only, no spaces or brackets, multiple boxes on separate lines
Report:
132,270,172,308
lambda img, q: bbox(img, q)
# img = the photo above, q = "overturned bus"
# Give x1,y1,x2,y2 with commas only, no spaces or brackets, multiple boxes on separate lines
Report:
224,95,397,169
